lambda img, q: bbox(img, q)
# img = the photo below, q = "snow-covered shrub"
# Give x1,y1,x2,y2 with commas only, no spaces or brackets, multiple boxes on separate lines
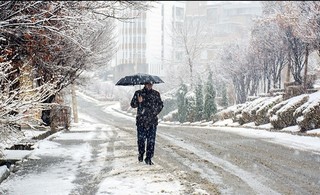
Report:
212,103,244,123
159,96,177,119
284,84,305,100
255,95,283,126
233,102,251,123
238,97,269,125
269,94,309,129
295,91,320,131
163,109,178,122
212,108,233,123
137,86,178,120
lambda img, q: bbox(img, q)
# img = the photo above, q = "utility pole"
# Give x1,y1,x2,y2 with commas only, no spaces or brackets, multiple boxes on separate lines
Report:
71,82,78,123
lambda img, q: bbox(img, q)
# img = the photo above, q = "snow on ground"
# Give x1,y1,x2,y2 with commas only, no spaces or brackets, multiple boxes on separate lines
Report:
0,113,186,194
1,91,320,194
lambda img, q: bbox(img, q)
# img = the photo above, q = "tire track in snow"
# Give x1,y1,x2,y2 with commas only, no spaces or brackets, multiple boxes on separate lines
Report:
69,124,118,195
158,131,280,195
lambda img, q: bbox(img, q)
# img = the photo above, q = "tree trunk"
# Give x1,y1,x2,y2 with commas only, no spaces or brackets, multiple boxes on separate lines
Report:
303,44,309,90
286,58,291,83
188,57,193,88
72,82,79,123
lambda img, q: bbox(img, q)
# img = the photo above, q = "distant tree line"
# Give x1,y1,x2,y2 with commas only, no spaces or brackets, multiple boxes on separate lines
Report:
166,1,320,108
219,1,320,104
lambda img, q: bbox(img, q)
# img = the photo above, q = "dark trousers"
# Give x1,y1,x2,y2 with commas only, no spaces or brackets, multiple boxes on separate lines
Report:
137,125,157,159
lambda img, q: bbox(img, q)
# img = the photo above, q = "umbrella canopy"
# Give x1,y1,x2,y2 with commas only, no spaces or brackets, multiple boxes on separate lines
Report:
115,73,164,86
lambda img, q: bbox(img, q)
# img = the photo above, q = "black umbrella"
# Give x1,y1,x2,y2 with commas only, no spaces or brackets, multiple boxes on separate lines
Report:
115,73,164,86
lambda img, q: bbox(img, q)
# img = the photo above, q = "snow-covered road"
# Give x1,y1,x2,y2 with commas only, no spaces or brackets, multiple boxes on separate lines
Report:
1,91,320,195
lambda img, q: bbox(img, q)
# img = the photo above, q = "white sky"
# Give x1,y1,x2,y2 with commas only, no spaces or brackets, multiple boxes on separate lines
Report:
1,91,320,194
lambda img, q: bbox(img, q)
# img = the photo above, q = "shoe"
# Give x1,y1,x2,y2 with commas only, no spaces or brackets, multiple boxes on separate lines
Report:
144,158,154,165
138,154,143,162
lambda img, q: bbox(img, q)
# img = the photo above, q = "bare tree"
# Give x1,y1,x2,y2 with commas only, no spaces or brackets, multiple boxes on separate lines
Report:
283,1,320,55
0,61,57,151
219,43,261,104
0,1,152,90
250,19,287,92
171,17,208,88
281,1,320,88
285,26,308,85
0,1,152,152
0,1,152,93
261,1,310,86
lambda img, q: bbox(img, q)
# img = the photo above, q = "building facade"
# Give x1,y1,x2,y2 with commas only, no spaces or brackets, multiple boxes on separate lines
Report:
111,1,262,86
112,1,185,83
185,1,262,62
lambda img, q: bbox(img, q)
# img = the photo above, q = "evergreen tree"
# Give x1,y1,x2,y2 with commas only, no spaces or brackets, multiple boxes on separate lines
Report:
185,91,196,122
204,71,217,121
195,77,204,121
177,82,188,123
221,82,228,108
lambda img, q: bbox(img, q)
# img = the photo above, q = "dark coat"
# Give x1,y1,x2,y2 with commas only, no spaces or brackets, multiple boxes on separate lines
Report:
130,87,163,128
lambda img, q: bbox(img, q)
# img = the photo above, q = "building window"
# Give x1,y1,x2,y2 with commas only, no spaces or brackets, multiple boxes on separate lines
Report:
200,50,207,60
175,51,183,61
176,7,184,21
172,6,175,18
161,4,164,16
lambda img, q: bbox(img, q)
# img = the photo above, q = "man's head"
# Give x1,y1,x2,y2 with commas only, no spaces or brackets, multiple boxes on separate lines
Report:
144,82,153,90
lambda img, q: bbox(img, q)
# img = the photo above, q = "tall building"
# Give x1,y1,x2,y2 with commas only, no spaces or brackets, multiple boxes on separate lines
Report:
205,1,262,60
185,1,207,16
182,1,262,59
112,1,185,83
111,1,261,85
182,1,262,104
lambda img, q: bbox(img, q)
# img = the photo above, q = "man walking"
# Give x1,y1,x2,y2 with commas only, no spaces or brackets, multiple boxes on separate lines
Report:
130,82,163,165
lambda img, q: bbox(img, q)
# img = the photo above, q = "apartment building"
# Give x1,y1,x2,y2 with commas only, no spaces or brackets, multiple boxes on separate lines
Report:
112,1,185,83
181,1,262,60
182,1,262,104
111,1,261,83
205,1,262,60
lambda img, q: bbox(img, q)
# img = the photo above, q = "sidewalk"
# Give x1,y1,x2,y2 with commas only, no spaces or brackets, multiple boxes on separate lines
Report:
0,126,58,183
